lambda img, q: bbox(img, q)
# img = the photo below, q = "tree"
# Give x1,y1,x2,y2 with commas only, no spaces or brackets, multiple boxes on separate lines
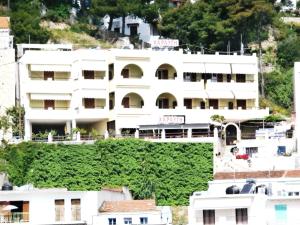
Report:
5,106,25,137
277,35,300,68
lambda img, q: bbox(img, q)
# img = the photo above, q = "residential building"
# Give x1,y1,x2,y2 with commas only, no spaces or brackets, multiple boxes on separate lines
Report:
0,186,132,225
294,62,300,153
189,176,300,225
0,17,15,141
94,199,172,225
19,47,269,141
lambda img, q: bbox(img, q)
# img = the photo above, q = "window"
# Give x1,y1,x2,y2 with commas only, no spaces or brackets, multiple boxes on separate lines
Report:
157,70,168,79
122,97,130,108
209,99,218,109
71,199,81,221
200,101,206,109
217,74,223,82
203,210,215,225
140,217,148,224
235,208,248,224
237,100,246,110
245,147,258,157
227,74,231,82
121,69,129,78
124,217,132,224
108,218,116,225
44,71,54,80
184,99,192,109
55,199,65,222
228,102,234,110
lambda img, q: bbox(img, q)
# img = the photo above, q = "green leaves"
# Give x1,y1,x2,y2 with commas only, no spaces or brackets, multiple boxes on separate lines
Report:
1,139,213,206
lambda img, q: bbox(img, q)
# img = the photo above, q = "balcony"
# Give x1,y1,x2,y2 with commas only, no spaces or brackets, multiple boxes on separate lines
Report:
75,107,109,120
24,80,73,94
26,107,72,121
78,79,107,91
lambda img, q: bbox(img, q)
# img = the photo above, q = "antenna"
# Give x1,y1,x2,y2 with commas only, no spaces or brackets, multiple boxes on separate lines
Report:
240,34,244,55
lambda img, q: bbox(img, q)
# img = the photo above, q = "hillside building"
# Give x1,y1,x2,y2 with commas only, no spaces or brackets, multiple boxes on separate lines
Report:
0,17,15,141
19,47,269,141
189,176,300,225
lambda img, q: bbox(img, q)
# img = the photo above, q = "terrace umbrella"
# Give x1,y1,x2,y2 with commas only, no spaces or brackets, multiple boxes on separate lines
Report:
2,205,18,211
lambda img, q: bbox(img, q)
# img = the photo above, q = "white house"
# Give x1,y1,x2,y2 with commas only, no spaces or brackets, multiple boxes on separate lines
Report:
94,200,172,225
0,17,15,141
0,186,132,225
18,46,269,141
189,177,300,225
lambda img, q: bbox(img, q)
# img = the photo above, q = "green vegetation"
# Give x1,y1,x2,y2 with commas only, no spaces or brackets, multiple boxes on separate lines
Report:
0,139,213,205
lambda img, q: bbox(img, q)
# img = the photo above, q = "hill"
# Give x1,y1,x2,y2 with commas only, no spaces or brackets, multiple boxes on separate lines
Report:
0,139,213,205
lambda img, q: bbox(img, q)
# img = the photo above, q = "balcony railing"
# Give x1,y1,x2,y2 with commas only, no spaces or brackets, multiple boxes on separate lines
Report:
0,212,29,223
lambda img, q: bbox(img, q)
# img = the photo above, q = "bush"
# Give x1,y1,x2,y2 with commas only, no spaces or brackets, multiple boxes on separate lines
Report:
1,140,213,205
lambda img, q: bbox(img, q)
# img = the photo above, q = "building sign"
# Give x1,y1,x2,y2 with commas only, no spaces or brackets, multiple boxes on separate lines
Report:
151,39,179,48
159,115,185,125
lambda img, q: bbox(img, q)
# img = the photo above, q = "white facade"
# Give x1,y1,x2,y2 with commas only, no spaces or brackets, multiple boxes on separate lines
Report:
19,47,269,140
0,17,15,141
294,62,300,153
0,187,132,225
189,178,300,225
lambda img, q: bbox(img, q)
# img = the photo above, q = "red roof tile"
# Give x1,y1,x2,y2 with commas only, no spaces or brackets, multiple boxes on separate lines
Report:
99,200,157,213
0,17,9,29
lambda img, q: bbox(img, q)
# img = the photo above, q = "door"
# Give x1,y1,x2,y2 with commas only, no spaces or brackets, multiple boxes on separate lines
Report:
121,69,129,78
227,74,231,82
129,25,138,36
84,98,95,108
217,74,223,82
200,101,206,109
83,70,94,79
237,100,246,109
209,99,219,109
158,99,169,109
184,99,192,109
228,102,234,110
44,100,55,109
122,97,130,108
44,71,54,80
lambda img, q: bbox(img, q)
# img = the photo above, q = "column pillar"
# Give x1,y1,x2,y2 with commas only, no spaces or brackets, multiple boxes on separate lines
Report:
104,130,109,139
187,128,192,139
24,119,32,141
161,129,166,139
66,121,71,135
135,129,139,139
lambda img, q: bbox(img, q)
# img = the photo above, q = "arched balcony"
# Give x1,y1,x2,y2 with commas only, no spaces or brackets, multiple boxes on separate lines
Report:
121,64,143,79
156,93,177,109
155,64,177,80
121,93,144,108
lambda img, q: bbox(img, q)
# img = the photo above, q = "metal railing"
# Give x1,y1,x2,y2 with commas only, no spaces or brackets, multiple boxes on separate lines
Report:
0,212,29,223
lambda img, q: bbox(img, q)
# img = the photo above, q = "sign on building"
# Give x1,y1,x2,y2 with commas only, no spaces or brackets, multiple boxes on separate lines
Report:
151,39,179,48
159,115,185,125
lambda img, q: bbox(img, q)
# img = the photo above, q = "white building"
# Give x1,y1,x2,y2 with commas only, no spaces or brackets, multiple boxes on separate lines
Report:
294,62,300,153
189,177,300,225
19,47,269,141
94,200,172,225
0,186,132,225
0,17,15,141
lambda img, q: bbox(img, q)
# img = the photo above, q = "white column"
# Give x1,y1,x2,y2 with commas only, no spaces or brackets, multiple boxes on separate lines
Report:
66,121,71,134
135,129,139,139
161,129,166,139
24,119,32,141
76,132,81,141
71,119,76,130
104,130,109,139
48,133,53,143
187,128,192,139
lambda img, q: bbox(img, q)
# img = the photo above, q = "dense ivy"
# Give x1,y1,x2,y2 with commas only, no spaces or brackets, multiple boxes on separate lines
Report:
0,139,213,205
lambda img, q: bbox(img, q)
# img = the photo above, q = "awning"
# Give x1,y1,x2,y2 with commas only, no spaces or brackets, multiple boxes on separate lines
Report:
31,64,72,72
231,63,257,74
182,63,205,73
30,93,71,100
205,63,231,74
183,90,208,99
206,90,234,99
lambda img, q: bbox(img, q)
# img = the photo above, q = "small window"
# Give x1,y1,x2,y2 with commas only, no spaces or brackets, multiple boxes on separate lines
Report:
124,217,132,225
227,74,231,82
108,218,116,225
140,217,148,224
71,199,81,221
55,199,65,222
236,74,246,83
83,70,95,79
203,210,215,225
235,208,248,224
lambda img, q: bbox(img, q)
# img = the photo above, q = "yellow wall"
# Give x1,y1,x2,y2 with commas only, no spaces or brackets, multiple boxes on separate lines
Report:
55,100,70,109
128,94,143,108
30,100,44,108
95,71,105,79
95,99,106,108
30,71,44,80
126,65,143,78
30,71,70,80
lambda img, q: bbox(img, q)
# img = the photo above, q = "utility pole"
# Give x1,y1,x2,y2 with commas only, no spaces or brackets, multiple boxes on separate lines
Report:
7,0,10,10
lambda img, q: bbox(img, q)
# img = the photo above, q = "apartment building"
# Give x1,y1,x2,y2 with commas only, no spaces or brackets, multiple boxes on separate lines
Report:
294,62,300,153
0,17,15,141
189,176,300,225
19,47,269,141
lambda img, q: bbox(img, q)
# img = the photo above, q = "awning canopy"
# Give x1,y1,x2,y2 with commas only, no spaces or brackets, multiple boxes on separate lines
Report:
30,64,72,72
206,90,234,99
30,93,71,100
231,63,257,74
182,63,206,73
205,63,231,74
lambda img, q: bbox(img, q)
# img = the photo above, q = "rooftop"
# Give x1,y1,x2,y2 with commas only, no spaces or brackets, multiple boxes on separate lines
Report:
0,17,9,29
99,200,157,213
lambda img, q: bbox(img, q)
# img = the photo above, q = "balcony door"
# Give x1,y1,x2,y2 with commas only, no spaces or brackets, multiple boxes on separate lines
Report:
44,71,54,80
158,99,169,109
184,99,192,109
237,100,246,109
83,70,95,79
236,74,246,83
84,98,95,109
157,70,168,80
121,69,129,78
209,99,219,109
44,100,55,109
